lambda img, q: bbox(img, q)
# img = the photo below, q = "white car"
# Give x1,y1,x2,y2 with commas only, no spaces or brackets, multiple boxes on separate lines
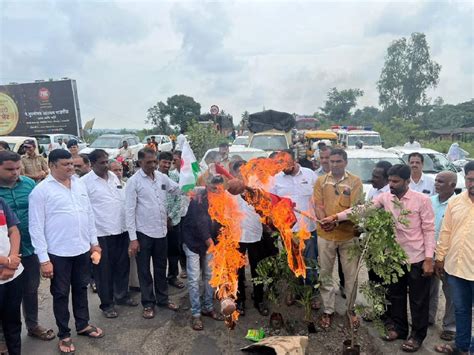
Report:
232,136,249,147
0,136,40,155
388,147,465,193
142,135,173,152
80,134,143,160
33,134,87,155
200,146,268,170
346,148,406,197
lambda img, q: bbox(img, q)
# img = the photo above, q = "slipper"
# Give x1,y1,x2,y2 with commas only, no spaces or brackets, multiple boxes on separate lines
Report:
168,279,185,289
401,338,421,353
58,338,75,354
318,313,333,330
439,331,456,341
435,343,455,354
142,307,155,319
28,325,56,341
77,325,104,339
158,301,179,311
201,309,224,321
102,308,118,318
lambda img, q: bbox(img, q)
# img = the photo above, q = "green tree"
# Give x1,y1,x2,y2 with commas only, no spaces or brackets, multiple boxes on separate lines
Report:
239,110,250,130
377,32,441,119
146,94,201,131
374,117,427,147
351,106,380,125
320,87,364,122
185,120,226,160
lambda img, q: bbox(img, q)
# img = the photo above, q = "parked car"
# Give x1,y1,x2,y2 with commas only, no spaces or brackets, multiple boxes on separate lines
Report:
388,146,465,193
232,136,249,147
33,134,87,155
142,135,173,151
80,134,143,160
200,146,268,170
346,148,406,197
0,136,40,155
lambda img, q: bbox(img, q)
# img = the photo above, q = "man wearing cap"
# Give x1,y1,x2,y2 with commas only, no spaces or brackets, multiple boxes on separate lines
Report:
20,139,48,183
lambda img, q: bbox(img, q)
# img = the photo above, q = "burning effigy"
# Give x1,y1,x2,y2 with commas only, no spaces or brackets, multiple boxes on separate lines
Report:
206,153,312,329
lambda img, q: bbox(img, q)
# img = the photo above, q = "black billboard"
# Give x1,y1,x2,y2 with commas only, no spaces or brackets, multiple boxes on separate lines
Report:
0,79,82,136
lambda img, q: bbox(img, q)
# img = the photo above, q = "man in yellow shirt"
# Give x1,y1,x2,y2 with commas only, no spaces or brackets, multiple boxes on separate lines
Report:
313,148,363,330
434,161,474,355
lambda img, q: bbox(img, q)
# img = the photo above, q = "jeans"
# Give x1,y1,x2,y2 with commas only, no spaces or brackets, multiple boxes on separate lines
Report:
136,232,168,307
49,252,90,339
0,272,24,355
428,274,456,331
303,231,318,288
387,261,431,343
183,244,214,317
94,233,130,310
446,273,474,353
21,254,40,330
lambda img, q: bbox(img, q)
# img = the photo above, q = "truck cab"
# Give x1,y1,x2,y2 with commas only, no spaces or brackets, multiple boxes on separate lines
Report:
248,129,291,152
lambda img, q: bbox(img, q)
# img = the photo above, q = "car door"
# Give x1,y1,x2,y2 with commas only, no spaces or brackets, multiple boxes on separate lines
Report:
159,136,172,151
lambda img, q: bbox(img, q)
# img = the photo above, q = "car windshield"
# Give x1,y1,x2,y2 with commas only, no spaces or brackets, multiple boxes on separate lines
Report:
250,135,288,151
34,136,51,144
402,153,456,173
233,137,249,146
90,137,122,149
348,135,381,146
347,157,405,183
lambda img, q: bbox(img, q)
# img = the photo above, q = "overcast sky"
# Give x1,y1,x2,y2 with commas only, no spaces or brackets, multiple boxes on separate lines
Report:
1,0,473,129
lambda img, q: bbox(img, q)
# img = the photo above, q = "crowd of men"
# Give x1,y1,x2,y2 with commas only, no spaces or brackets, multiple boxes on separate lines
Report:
0,137,472,355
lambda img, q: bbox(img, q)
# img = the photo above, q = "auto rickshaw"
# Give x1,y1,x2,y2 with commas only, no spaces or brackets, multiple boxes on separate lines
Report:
304,130,338,157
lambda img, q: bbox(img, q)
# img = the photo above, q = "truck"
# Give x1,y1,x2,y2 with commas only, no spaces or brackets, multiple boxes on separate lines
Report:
247,110,295,152
330,125,382,149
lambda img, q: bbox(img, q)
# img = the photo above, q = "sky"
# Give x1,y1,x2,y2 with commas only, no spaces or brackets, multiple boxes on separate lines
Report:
0,0,473,129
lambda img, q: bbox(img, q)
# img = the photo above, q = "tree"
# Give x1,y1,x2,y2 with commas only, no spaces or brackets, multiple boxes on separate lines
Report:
351,106,380,125
239,110,250,130
320,87,364,122
377,32,441,119
185,120,226,160
146,94,201,131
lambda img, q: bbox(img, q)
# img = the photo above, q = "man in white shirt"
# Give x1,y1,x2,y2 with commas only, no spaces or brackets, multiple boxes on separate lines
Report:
29,149,104,354
118,140,133,160
408,152,435,196
48,137,67,153
125,148,181,319
82,150,137,319
176,129,186,151
270,150,319,308
366,161,392,201
404,136,421,149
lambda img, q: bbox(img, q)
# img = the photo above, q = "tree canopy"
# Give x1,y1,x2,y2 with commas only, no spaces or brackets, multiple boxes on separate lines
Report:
320,87,364,122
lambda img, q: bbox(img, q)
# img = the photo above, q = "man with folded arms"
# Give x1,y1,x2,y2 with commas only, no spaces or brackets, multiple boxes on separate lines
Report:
29,149,104,354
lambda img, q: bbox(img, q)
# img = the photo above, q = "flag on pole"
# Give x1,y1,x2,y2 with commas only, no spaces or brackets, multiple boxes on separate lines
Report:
179,141,200,192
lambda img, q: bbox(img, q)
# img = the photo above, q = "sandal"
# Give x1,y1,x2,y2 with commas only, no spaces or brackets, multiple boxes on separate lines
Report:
77,325,104,339
349,311,360,330
435,343,455,354
179,271,187,279
201,309,224,321
58,338,75,354
158,301,179,311
318,313,333,330
401,338,421,353
142,307,155,319
28,325,56,341
192,316,203,331
169,278,185,289
440,331,456,341
102,308,118,318
383,325,405,341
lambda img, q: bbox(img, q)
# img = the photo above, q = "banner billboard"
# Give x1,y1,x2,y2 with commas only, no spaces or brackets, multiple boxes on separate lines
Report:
0,79,82,136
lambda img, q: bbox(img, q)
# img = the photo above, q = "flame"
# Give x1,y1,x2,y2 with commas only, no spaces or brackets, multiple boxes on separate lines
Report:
207,185,245,326
239,154,311,278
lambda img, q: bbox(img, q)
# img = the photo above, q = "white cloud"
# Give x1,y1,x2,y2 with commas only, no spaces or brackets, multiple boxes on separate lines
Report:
0,0,472,129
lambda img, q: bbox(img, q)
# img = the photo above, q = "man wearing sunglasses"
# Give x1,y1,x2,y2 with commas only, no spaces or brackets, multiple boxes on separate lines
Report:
313,148,363,331
20,139,48,183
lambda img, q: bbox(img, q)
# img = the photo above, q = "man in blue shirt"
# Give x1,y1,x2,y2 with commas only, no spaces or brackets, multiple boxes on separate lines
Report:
429,171,457,341
0,151,55,342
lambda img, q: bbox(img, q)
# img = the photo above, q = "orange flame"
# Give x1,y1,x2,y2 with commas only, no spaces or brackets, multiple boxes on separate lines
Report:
207,185,245,325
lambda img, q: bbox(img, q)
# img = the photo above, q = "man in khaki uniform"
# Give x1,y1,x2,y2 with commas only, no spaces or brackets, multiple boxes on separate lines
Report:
20,139,48,183
313,148,363,330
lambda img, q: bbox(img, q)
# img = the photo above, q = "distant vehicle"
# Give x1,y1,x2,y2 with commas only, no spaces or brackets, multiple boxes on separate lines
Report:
388,146,465,194
200,146,268,170
249,130,291,152
142,135,173,151
346,148,406,197
80,134,143,160
34,134,87,155
232,136,249,146
331,125,382,149
0,136,40,155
